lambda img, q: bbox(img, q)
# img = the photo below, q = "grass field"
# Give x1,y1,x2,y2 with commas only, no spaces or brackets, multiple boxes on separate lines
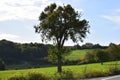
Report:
0,61,120,80
0,49,91,79
0,49,119,79
64,49,91,61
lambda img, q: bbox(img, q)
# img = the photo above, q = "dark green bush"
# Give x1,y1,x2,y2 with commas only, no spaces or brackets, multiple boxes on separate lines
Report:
0,59,5,70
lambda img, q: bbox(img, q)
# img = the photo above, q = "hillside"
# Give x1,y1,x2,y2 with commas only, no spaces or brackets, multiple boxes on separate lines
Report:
0,39,50,69
64,49,91,61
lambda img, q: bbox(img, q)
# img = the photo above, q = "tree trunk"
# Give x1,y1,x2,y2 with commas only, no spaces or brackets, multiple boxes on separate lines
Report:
57,54,62,73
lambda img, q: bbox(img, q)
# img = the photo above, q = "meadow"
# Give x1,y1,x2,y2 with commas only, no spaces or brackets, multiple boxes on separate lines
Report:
64,49,90,61
0,61,120,80
0,49,120,80
0,49,90,79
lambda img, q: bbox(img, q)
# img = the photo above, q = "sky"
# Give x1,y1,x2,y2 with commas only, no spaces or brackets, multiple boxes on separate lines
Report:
0,0,120,46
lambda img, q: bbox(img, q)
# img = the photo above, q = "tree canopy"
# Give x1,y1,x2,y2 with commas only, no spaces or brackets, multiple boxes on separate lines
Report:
35,3,89,45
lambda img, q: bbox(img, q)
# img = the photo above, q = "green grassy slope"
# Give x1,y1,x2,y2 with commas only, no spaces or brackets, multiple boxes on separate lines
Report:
1,61,120,80
64,49,91,61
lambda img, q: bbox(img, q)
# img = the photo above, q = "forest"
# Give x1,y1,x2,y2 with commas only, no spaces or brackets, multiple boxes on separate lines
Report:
0,39,50,69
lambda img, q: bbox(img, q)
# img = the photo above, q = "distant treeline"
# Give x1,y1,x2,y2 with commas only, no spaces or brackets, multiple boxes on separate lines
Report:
73,43,107,49
0,39,108,69
82,43,120,65
0,39,51,69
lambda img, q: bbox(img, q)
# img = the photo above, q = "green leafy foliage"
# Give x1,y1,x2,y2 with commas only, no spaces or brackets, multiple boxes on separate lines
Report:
35,3,89,72
35,3,89,44
94,49,109,65
48,46,70,64
82,43,120,64
0,59,5,70
0,39,49,69
106,43,120,61
83,51,96,63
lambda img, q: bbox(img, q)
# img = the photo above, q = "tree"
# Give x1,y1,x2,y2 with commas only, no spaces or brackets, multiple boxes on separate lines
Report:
93,44,102,49
0,39,49,69
107,43,120,61
0,59,5,70
74,44,81,49
34,3,89,72
95,49,109,65
82,43,94,49
84,52,96,63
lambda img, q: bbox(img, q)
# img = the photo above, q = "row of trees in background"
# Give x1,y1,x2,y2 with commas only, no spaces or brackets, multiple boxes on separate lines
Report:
0,39,120,70
0,39,49,70
83,43,120,64
74,43,107,49
0,59,5,70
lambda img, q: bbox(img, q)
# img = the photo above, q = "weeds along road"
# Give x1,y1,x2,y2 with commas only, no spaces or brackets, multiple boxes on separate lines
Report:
86,75,120,80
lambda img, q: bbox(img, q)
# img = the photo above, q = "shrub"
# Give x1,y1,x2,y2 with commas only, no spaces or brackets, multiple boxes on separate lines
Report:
82,66,107,78
61,69,73,79
83,52,96,63
83,70,107,78
8,74,26,80
108,64,120,75
95,49,109,65
52,69,74,80
27,72,48,80
8,72,49,80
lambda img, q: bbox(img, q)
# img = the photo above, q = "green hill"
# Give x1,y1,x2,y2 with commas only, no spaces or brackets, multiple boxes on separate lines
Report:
64,49,91,61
